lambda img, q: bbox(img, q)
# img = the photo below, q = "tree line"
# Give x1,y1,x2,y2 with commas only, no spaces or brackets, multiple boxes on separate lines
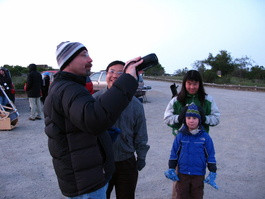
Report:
2,50,265,87
1,64,52,76
173,50,265,84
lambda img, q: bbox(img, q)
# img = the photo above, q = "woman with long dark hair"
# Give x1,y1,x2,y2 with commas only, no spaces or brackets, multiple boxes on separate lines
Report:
164,70,220,135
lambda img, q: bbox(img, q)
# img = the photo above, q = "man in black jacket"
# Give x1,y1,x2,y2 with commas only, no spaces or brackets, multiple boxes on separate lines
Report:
43,41,143,199
26,63,42,121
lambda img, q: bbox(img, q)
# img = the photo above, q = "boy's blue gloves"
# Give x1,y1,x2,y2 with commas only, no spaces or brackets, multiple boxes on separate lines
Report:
204,172,219,189
107,127,121,142
164,169,179,182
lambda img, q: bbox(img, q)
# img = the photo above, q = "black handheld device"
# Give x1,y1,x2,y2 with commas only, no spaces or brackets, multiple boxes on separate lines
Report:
136,53,159,71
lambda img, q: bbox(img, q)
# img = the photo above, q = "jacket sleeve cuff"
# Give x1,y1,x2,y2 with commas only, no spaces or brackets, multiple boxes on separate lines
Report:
207,163,217,172
169,160,178,169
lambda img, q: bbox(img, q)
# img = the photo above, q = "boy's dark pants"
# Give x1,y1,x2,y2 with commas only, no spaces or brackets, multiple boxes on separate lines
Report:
174,173,204,199
107,156,138,199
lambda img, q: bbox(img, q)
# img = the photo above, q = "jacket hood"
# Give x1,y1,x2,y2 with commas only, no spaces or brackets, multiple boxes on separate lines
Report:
28,64,37,72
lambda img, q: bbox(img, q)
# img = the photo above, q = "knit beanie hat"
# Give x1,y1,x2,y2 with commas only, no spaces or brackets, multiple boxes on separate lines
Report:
56,41,87,71
185,103,201,121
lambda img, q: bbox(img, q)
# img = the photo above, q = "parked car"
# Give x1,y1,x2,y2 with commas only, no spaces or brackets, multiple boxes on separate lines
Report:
0,67,15,104
89,71,151,98
89,70,107,92
41,70,94,94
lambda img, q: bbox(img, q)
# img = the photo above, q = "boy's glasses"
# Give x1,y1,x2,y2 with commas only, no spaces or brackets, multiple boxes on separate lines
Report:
108,70,123,76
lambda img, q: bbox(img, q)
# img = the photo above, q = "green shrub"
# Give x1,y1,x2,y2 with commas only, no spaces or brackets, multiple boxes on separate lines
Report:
213,75,231,84
12,75,27,89
202,70,217,83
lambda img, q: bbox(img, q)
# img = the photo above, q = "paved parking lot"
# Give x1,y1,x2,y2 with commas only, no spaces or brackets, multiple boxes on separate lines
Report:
0,80,264,199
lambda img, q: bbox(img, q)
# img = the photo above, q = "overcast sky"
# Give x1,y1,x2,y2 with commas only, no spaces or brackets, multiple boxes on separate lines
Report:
0,0,264,74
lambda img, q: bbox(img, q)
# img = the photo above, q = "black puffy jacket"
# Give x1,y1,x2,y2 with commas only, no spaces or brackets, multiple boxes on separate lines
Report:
43,71,137,197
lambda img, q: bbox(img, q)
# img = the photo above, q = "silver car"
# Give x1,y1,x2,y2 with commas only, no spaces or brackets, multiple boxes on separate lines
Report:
89,71,107,92
90,71,150,98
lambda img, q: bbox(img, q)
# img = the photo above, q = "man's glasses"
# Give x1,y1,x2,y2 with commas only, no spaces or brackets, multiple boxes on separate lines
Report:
108,70,123,76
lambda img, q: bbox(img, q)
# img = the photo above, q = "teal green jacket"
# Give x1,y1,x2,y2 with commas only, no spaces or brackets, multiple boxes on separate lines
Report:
163,94,220,135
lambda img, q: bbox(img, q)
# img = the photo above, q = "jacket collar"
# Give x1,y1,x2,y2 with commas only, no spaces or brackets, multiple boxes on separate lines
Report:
179,124,203,136
187,93,198,98
54,71,86,86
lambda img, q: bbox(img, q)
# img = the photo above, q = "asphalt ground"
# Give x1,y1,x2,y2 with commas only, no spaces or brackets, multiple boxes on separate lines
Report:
0,80,264,199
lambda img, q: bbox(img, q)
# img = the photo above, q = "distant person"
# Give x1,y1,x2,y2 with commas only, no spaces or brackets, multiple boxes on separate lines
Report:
26,63,42,121
41,72,50,103
93,60,150,199
164,103,219,199
0,67,12,106
43,41,143,199
163,70,220,198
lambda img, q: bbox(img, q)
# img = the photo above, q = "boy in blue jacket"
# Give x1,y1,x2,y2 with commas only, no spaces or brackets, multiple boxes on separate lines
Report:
164,103,218,199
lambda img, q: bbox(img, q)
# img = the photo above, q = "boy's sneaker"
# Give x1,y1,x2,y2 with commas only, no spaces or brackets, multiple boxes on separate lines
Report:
29,117,35,121
35,116,42,120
